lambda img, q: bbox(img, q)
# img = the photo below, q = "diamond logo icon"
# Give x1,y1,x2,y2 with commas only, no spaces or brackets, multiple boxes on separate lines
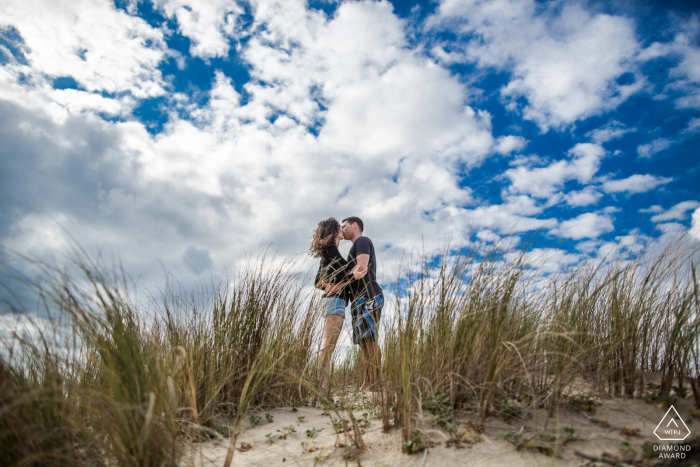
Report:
654,406,691,441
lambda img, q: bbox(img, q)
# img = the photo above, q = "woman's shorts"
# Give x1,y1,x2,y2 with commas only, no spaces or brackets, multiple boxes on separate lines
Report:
322,297,347,317
350,295,383,345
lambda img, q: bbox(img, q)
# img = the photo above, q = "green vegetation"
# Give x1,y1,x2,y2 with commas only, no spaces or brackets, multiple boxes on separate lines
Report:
1,232,699,465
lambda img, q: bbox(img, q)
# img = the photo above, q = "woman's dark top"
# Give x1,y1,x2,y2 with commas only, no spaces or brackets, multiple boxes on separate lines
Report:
314,246,352,300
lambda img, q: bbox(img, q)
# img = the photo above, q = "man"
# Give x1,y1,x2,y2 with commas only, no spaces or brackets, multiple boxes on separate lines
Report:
325,216,383,390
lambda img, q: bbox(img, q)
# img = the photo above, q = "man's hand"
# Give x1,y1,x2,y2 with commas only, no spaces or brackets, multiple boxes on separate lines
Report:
353,266,367,280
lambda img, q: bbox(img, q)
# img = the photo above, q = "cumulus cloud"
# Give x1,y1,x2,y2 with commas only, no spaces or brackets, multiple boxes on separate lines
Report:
182,245,214,273
690,207,700,242
0,0,695,304
428,0,642,130
639,15,700,109
494,135,528,155
683,117,700,134
506,248,582,274
0,0,168,125
586,120,636,144
0,0,166,96
0,0,502,288
563,187,602,207
637,137,675,158
155,0,247,58
602,174,673,194
650,200,700,223
504,143,605,198
554,212,614,240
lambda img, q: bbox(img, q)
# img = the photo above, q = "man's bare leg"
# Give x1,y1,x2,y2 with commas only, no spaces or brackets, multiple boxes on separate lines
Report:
319,314,344,391
360,338,381,391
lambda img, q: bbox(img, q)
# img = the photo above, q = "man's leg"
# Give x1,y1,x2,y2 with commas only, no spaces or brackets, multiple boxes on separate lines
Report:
319,314,344,391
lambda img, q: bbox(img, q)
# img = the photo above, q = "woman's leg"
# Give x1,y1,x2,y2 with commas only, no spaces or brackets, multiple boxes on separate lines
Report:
319,314,344,390
360,339,381,390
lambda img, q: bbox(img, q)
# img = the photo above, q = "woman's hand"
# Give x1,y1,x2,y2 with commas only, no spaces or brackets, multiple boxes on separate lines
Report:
324,282,345,294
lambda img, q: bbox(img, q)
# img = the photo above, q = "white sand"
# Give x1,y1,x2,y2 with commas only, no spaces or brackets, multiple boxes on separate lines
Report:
181,390,698,466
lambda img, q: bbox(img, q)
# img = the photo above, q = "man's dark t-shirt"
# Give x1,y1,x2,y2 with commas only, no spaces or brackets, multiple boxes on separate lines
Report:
347,236,383,301
314,246,352,300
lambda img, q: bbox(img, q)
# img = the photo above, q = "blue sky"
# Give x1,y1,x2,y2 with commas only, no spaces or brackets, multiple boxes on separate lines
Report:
0,0,699,300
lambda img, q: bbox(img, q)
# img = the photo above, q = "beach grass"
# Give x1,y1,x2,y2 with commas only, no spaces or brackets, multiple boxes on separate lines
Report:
1,233,698,466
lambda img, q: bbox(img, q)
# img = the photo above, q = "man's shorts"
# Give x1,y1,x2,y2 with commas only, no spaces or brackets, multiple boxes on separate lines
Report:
322,297,347,317
350,295,383,345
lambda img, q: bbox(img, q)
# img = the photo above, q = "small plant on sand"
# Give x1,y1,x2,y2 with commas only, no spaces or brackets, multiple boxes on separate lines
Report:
305,428,317,438
314,450,331,462
568,395,598,414
619,441,637,459
249,415,262,426
424,390,457,428
331,419,346,433
265,433,276,444
642,442,659,459
499,395,523,421
297,415,305,422
265,413,274,423
401,430,427,454
621,424,641,437
301,441,320,453
644,391,679,408
238,442,253,452
500,430,573,458
292,401,301,412
283,426,296,435
358,413,370,428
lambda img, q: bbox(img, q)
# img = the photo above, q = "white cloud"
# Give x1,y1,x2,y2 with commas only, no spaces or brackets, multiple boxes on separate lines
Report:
640,205,663,214
457,195,557,234
639,15,700,109
637,137,675,158
554,212,614,240
0,0,692,308
683,117,700,134
494,135,528,155
602,174,673,194
0,0,167,97
155,0,246,59
563,187,602,207
586,120,636,144
690,207,700,242
504,143,605,198
0,0,505,289
428,0,642,130
506,248,582,274
476,229,501,242
650,200,700,223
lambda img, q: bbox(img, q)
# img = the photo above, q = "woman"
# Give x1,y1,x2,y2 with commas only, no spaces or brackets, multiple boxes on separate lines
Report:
309,217,364,391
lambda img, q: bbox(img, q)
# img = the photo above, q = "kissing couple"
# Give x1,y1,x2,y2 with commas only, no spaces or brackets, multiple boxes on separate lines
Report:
309,216,384,392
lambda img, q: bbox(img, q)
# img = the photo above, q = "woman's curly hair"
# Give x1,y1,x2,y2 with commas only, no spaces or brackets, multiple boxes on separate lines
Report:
309,217,341,258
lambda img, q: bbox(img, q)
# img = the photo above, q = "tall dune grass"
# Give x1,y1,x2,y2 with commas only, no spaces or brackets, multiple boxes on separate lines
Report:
1,233,698,465
373,234,700,445
1,253,321,466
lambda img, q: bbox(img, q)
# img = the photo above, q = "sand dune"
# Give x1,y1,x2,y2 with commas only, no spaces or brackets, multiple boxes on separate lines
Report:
182,392,698,466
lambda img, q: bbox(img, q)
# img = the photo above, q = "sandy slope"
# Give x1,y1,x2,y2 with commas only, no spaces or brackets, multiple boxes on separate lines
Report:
181,394,698,466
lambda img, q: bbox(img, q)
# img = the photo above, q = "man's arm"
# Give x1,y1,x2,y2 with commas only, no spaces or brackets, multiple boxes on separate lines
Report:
354,254,369,279
324,263,367,294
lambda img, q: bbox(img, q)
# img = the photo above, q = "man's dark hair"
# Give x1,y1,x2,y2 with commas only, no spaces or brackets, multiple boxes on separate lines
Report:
342,216,364,232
